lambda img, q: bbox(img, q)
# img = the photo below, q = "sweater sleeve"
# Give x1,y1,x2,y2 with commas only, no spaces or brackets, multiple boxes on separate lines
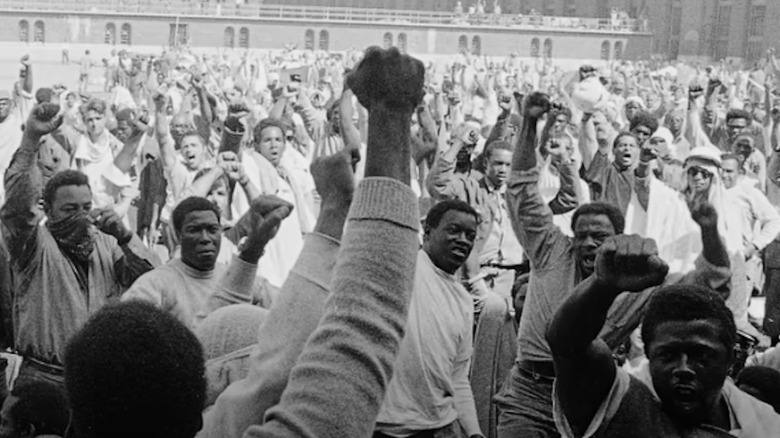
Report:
250,177,420,438
206,256,260,312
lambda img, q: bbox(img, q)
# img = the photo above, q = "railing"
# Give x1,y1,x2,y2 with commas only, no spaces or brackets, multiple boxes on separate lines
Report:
0,0,648,33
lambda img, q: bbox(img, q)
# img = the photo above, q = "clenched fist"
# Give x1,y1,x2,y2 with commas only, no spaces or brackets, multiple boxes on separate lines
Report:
594,235,668,293
346,46,425,113
26,103,62,139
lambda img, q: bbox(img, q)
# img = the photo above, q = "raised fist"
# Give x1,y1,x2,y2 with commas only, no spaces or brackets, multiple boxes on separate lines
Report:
523,92,551,119
595,235,668,293
346,46,425,113
239,195,294,256
689,200,718,230
688,85,704,103
311,152,355,208
191,72,203,90
26,103,62,138
151,92,168,113
20,54,30,67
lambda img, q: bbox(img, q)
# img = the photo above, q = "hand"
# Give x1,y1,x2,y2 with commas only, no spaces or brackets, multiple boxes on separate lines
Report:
217,151,240,179
90,208,133,243
26,103,63,138
639,145,659,163
151,91,168,113
20,54,30,67
498,94,513,113
347,46,425,113
523,92,551,119
745,243,758,260
227,103,250,119
594,235,669,293
310,152,355,208
689,200,719,229
243,195,294,249
191,72,203,90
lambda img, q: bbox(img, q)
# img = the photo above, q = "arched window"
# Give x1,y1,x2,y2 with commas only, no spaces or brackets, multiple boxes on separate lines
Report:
614,41,624,60
458,35,468,52
543,38,553,57
105,23,116,45
530,38,540,57
18,20,29,43
304,29,315,51
471,35,482,56
224,27,235,48
239,27,249,49
121,23,132,45
397,32,407,53
383,32,393,49
319,30,329,51
601,40,611,60
33,20,45,43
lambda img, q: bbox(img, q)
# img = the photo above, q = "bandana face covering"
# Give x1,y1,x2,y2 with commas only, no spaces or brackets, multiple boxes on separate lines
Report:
47,211,96,262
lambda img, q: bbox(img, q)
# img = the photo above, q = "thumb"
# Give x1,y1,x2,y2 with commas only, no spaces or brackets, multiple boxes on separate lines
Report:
255,206,292,244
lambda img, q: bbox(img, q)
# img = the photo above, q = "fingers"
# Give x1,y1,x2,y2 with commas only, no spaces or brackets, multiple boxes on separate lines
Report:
250,195,293,216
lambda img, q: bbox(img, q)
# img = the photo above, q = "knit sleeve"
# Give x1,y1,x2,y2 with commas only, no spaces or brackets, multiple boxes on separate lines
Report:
251,177,420,438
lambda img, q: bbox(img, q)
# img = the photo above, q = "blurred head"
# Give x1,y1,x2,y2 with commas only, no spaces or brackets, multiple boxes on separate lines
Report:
179,131,207,171
629,111,659,146
641,285,736,428
65,301,206,438
423,200,479,274
42,170,92,222
83,99,108,139
483,141,513,188
591,111,614,143
720,154,742,189
725,109,752,142
665,110,685,136
173,197,222,272
625,98,644,122
733,135,755,165
252,118,287,167
0,93,12,123
571,203,624,277
647,127,674,159
612,132,640,171
0,381,69,438
735,366,780,414
194,168,230,218
114,108,138,143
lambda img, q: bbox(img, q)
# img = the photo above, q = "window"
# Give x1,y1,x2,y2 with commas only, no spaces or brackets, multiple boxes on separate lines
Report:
239,27,249,48
384,32,393,49
19,20,29,43
670,40,680,59
670,3,682,36
748,5,766,38
543,38,553,58
471,36,481,56
458,35,468,52
169,23,188,47
33,20,45,43
397,33,407,53
601,40,611,60
224,27,235,48
597,0,610,18
531,38,540,57
564,0,576,17
543,3,555,17
304,29,315,51
614,41,624,60
105,23,116,45
715,5,731,40
319,30,329,51
120,24,132,45
747,41,763,62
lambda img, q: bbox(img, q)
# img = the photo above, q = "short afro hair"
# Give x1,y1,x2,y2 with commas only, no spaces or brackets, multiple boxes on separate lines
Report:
641,284,737,354
172,196,221,235
252,118,287,143
8,381,70,437
629,111,659,134
42,170,91,209
571,202,625,235
64,301,206,438
424,199,479,231
613,131,639,149
483,140,513,160
736,366,780,413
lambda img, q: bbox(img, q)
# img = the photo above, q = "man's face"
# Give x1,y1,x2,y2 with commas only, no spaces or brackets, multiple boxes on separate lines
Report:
65,94,77,108
178,210,221,271
255,126,285,166
726,117,748,142
734,140,753,164
667,114,684,135
625,101,642,122
648,319,731,428
423,209,478,275
686,166,713,195
206,180,229,217
179,135,205,170
573,214,616,277
613,135,639,170
720,158,740,189
0,98,11,122
0,396,30,438
115,120,134,143
592,113,612,142
84,110,106,138
170,116,191,144
552,114,568,134
485,149,512,188
47,185,93,222
632,124,653,147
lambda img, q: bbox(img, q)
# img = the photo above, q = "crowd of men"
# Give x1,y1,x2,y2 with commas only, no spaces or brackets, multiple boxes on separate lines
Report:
0,38,779,438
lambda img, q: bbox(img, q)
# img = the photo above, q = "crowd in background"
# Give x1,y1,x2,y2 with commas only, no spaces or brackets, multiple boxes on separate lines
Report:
0,39,779,438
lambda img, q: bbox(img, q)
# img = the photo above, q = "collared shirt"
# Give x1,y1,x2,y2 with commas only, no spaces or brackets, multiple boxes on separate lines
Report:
1,140,158,365
727,181,780,252
482,177,524,266
376,251,481,437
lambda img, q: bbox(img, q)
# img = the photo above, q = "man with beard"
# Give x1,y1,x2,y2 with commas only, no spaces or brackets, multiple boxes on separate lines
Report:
494,93,731,438
548,243,780,437
375,200,483,438
0,103,158,387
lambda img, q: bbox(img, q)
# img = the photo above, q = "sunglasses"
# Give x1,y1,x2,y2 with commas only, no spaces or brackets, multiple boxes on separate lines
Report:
285,135,295,142
687,166,713,179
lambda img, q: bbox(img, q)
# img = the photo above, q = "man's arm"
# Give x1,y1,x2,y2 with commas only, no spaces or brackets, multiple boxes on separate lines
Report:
94,208,159,288
547,236,668,437
747,188,780,256
453,323,482,438
152,91,177,173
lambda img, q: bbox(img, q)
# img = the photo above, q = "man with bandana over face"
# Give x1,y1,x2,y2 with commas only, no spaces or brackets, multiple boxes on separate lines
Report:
0,103,159,387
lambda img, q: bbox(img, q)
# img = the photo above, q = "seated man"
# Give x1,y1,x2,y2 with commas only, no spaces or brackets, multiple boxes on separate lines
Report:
548,235,780,437
122,195,291,329
0,381,70,438
375,200,482,438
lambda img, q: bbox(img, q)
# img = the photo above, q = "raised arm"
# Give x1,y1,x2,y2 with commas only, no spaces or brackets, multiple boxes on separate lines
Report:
152,91,176,172
339,88,361,156
547,236,668,437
